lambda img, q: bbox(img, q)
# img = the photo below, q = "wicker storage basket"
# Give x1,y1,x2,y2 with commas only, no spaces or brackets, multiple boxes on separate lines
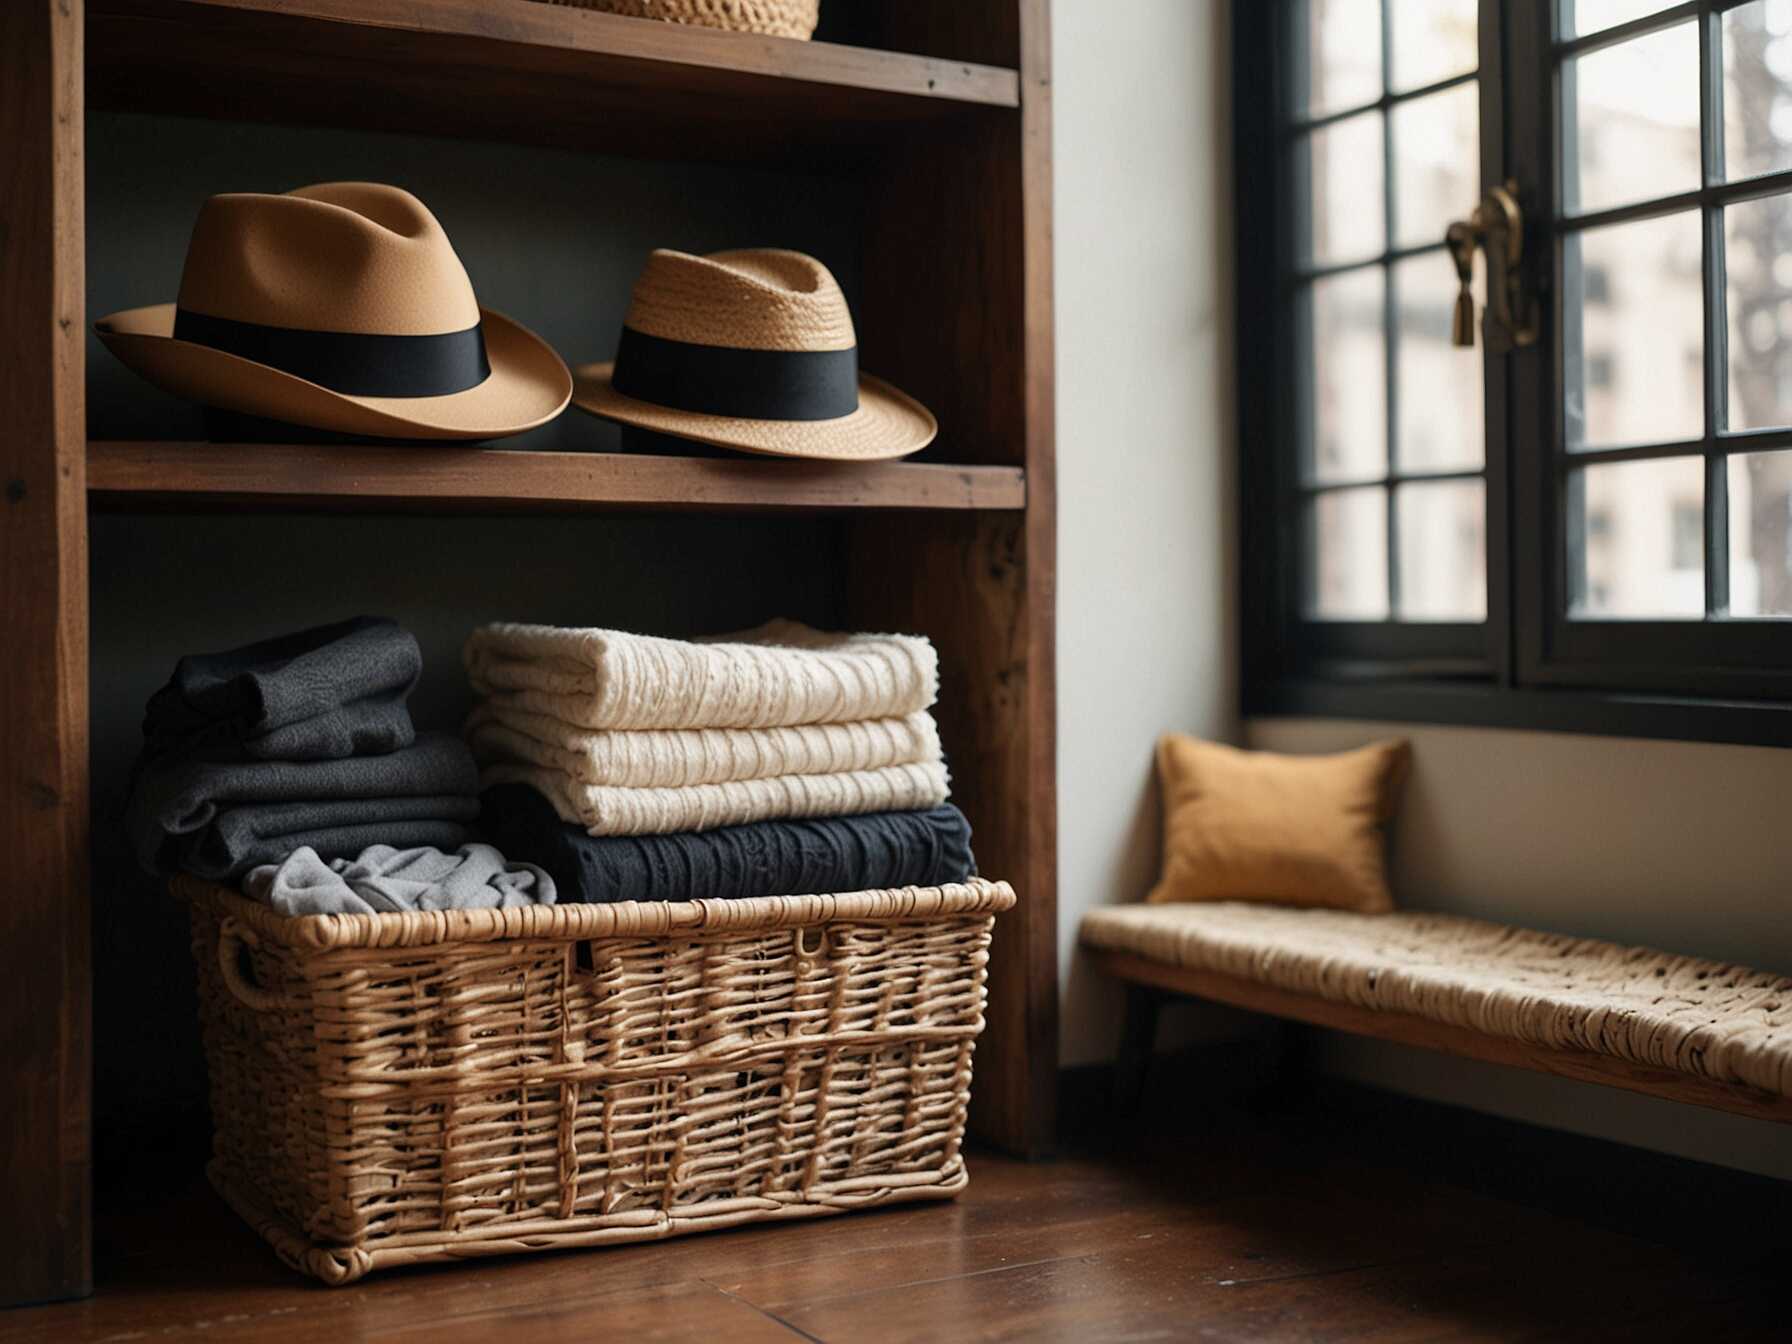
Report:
178,874,1013,1285
540,0,820,41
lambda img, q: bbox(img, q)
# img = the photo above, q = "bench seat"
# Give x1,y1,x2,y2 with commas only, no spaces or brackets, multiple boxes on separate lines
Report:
1080,902,1792,1122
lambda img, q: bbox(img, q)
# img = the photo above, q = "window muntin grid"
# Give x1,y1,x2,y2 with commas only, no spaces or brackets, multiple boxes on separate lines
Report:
1557,0,1792,622
1288,0,1486,623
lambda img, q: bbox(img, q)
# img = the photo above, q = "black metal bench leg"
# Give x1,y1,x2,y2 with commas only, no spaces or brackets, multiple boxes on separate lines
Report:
1264,1017,1313,1108
1112,985,1162,1123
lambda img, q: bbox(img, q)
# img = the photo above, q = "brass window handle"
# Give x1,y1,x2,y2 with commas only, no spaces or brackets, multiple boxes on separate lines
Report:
1446,180,1538,349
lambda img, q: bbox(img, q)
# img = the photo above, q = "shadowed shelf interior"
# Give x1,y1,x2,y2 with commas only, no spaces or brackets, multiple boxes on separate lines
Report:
86,0,1022,162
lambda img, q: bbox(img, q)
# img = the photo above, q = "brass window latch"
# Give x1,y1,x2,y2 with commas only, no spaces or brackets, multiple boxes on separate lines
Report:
1445,179,1538,349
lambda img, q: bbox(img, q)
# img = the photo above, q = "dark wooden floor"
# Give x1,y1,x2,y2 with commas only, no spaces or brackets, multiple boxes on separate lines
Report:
5,1085,1786,1343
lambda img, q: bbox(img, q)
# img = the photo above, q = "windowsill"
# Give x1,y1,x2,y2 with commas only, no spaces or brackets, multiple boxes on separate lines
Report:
1247,678,1792,750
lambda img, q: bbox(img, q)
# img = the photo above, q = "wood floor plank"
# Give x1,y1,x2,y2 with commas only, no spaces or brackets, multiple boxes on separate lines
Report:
1196,1245,1782,1344
713,1181,1566,1319
330,1279,803,1344
6,1097,1783,1343
775,1215,1774,1344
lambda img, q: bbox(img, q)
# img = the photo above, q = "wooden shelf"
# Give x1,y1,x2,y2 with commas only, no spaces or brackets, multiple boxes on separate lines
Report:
86,0,1021,160
85,440,1027,513
9,1,1054,1301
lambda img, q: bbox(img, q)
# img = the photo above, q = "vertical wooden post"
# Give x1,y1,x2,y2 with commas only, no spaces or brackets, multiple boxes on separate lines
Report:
850,0,1057,1156
1014,0,1059,1157
0,0,92,1307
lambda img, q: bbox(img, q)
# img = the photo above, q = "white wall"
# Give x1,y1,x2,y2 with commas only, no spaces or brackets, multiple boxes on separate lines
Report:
1053,0,1237,1066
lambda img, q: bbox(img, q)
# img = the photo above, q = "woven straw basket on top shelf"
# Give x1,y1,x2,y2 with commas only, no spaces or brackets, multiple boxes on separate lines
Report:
541,0,820,41
179,874,1013,1285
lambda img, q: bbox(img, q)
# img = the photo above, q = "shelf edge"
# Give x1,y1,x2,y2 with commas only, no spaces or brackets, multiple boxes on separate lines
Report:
85,441,1027,514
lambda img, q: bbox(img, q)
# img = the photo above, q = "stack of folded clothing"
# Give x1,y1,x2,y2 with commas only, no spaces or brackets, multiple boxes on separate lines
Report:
469,619,978,902
127,617,483,883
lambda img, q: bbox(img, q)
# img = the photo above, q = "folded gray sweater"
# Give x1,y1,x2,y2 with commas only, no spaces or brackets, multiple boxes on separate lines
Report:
243,843,555,916
128,731,480,879
142,615,420,762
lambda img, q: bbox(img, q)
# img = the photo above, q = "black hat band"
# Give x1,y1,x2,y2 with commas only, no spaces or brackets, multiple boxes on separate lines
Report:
173,308,492,398
610,324,859,422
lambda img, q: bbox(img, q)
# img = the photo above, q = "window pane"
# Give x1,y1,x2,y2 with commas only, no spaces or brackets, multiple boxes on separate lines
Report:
1722,1,1792,182
1567,0,1678,39
1296,0,1383,118
1309,487,1389,619
1728,451,1792,616
1725,193,1792,431
1306,267,1387,483
1570,456,1705,618
1563,22,1700,216
1390,0,1477,92
1392,80,1478,250
1393,252,1483,472
1565,211,1704,449
1301,113,1386,266
1396,479,1486,620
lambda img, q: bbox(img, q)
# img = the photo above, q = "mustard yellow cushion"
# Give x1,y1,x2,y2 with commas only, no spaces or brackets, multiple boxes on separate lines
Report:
1147,734,1410,913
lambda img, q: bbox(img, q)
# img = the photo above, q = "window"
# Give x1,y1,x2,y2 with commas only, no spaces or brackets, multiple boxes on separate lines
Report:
1288,0,1488,649
1237,0,1792,745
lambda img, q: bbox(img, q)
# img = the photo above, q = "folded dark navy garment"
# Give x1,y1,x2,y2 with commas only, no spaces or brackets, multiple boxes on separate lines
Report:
478,782,976,904
128,731,480,878
142,615,421,762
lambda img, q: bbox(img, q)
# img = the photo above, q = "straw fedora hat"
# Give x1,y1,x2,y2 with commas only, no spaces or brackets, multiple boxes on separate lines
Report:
555,0,820,40
572,248,936,460
95,183,571,441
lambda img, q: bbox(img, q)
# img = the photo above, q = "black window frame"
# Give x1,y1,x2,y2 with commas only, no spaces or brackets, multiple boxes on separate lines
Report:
1238,0,1792,748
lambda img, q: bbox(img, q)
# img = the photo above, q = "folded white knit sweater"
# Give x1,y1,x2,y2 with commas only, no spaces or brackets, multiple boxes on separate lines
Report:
466,703,942,788
481,760,952,837
463,618,938,731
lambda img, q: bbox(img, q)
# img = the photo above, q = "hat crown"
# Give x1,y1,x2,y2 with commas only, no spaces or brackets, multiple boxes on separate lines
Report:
623,249,856,353
175,183,481,336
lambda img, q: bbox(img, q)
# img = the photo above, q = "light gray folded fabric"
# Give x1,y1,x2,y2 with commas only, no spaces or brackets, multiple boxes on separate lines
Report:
242,843,556,916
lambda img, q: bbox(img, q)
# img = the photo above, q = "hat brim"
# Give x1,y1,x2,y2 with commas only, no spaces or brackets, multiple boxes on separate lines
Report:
571,362,937,461
94,303,572,441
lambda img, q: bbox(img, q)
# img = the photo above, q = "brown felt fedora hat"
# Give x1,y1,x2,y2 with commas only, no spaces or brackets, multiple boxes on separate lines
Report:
572,248,937,460
95,182,571,441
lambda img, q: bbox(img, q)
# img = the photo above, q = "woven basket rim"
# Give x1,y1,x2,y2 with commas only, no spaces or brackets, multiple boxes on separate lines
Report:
174,874,1016,952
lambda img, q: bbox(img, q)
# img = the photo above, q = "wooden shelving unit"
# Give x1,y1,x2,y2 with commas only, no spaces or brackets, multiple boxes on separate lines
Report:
87,441,1028,513
3,0,1055,1307
86,0,1021,160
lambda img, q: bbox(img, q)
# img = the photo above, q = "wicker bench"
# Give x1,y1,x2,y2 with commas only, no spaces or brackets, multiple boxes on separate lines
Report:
1079,901,1792,1124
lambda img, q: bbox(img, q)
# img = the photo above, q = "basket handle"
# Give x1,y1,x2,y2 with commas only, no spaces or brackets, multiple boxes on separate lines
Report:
217,917,291,1012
